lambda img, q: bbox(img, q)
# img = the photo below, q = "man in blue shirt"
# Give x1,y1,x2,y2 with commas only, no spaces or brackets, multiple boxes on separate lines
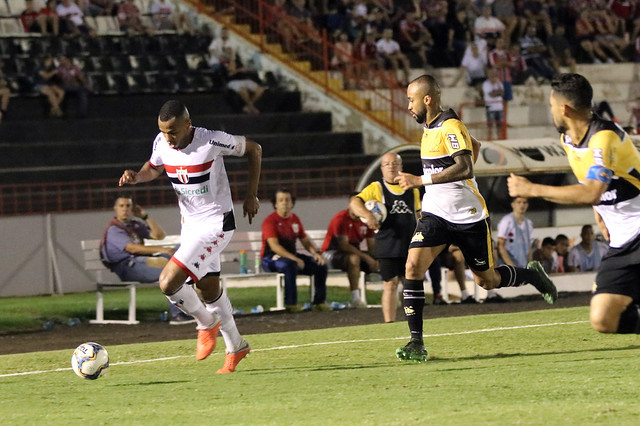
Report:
100,194,192,323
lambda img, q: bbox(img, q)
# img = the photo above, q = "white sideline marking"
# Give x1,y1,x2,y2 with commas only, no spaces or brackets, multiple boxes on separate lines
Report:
0,320,588,378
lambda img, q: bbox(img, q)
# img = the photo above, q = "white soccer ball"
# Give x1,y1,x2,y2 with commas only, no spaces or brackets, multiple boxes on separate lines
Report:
71,342,109,380
361,200,388,224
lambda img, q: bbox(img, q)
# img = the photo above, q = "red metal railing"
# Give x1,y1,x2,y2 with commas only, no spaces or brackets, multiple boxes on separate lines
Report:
458,100,508,141
0,165,366,216
185,0,421,143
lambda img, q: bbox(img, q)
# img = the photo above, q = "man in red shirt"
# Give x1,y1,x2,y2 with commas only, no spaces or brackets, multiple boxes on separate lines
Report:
321,204,378,308
261,189,329,312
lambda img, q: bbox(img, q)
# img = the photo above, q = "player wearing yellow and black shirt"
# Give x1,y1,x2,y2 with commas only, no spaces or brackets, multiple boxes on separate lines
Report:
393,74,558,362
509,73,640,336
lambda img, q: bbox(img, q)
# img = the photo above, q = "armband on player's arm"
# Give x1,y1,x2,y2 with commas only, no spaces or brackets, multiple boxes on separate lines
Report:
586,166,613,185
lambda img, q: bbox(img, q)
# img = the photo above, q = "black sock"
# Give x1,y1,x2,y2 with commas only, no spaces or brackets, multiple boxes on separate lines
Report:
617,304,640,334
403,278,425,342
496,265,539,287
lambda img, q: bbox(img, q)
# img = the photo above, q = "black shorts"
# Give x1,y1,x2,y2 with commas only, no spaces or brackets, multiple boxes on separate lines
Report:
409,212,493,272
378,257,407,281
593,233,640,301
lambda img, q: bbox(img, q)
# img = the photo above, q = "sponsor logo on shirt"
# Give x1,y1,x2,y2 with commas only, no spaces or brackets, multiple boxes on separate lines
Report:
209,139,234,150
389,200,412,214
424,165,444,175
411,232,424,243
447,134,460,149
174,185,210,196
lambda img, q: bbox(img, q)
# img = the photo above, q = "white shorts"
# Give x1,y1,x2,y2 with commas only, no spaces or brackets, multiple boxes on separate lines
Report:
171,216,234,283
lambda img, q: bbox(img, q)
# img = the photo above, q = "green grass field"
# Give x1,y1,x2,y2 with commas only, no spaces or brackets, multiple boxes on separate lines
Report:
1,306,639,425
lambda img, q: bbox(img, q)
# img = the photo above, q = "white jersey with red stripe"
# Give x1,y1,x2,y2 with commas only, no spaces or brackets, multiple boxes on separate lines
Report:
149,127,246,222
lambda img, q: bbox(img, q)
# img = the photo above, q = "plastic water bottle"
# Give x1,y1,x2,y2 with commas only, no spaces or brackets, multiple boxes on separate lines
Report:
251,305,264,314
254,256,261,273
239,250,248,274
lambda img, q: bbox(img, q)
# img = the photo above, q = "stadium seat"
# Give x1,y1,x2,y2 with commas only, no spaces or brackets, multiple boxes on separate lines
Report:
108,73,130,94
128,55,150,73
87,73,111,95
165,55,188,72
110,55,132,73
146,55,166,72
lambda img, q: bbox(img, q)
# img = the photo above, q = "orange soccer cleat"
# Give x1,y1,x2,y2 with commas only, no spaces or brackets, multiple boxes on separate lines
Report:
216,340,251,374
195,318,221,361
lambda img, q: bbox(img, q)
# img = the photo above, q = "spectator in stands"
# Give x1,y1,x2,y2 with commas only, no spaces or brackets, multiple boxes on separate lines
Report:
420,0,450,66
519,24,556,82
56,0,96,37
261,189,329,313
89,0,116,16
448,8,473,67
532,237,559,274
357,32,383,86
567,224,609,272
492,0,523,43
474,5,506,49
507,43,532,85
207,26,233,78
521,0,553,39
350,152,422,321
627,96,640,133
488,37,514,101
57,55,90,118
34,56,65,118
39,0,60,37
592,7,629,62
574,9,613,63
99,194,193,323
376,28,411,86
482,67,505,139
398,11,433,70
224,49,265,115
331,31,356,89
548,24,577,73
493,196,535,302
117,0,154,35
20,0,48,35
286,0,322,50
366,7,389,38
149,0,193,34
554,233,570,273
78,0,103,17
451,42,487,96
0,60,10,125
321,204,377,308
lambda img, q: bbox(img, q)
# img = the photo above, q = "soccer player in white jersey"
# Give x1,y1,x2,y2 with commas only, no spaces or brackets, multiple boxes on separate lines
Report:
509,73,640,336
119,100,261,373
393,75,558,362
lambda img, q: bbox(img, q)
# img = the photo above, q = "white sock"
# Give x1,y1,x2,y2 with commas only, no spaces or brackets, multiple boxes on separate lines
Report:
205,289,243,353
460,289,469,299
486,289,498,298
351,289,361,302
166,285,217,330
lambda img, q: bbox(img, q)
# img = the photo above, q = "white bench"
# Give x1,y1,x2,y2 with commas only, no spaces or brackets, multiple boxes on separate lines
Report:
148,230,369,310
81,239,157,325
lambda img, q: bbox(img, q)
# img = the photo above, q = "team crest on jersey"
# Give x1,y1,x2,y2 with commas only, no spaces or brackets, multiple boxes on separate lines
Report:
292,223,299,233
360,225,368,235
389,200,412,214
176,167,189,184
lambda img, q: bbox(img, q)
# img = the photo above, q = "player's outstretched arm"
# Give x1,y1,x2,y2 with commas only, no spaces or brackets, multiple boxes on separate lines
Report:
119,162,163,186
396,152,474,190
349,195,379,230
243,139,262,224
507,173,607,205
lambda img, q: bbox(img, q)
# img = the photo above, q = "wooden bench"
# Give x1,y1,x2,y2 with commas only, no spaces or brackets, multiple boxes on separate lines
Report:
81,239,157,325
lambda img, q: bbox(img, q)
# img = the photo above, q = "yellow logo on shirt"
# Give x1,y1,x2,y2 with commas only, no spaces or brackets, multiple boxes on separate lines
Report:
404,306,415,315
411,232,424,243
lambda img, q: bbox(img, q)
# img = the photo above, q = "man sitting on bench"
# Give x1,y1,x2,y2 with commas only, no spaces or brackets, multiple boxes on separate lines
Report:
99,193,193,324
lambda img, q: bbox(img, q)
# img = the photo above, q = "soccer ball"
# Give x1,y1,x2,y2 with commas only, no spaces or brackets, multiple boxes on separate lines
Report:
361,200,388,224
71,342,109,380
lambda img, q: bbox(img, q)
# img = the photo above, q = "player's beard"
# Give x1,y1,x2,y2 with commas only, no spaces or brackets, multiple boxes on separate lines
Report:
413,108,427,124
553,117,567,134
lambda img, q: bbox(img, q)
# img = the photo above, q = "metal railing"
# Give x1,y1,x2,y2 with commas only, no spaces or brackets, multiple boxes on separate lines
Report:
0,165,366,216
185,0,421,143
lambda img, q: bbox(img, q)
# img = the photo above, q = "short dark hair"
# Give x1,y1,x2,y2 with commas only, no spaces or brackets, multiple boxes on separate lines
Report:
550,73,593,112
555,234,569,243
541,237,556,247
409,74,441,98
158,100,189,122
271,188,295,208
114,192,133,204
